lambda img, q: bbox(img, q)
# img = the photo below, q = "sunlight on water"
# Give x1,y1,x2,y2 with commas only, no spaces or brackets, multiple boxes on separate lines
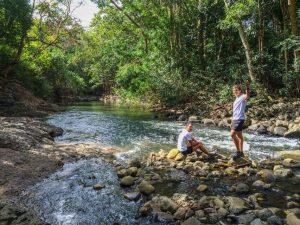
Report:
47,102,299,161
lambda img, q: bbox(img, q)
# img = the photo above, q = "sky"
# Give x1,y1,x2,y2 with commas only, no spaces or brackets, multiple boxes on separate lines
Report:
33,0,99,28
72,0,99,27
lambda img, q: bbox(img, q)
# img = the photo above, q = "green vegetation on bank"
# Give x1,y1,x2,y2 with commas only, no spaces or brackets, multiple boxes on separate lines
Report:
0,0,299,105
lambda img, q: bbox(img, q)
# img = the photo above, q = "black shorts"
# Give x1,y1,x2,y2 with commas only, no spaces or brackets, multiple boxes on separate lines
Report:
181,146,193,155
231,120,245,132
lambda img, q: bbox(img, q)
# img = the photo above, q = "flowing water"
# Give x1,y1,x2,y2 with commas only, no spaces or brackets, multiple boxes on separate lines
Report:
24,102,300,225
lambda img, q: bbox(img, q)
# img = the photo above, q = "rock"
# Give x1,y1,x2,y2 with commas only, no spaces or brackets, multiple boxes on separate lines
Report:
194,210,205,219
178,115,187,121
175,153,186,161
248,124,260,131
257,125,268,134
139,203,152,216
283,158,300,168
287,201,299,208
123,192,141,201
236,183,250,194
189,116,201,123
273,126,287,136
129,158,141,168
273,168,293,178
275,120,289,128
154,212,174,222
167,148,180,159
92,183,105,190
120,176,135,187
197,184,208,192
286,213,300,225
227,196,249,214
251,218,266,225
202,118,215,125
138,180,155,195
260,169,276,183
181,216,202,225
278,150,300,162
238,213,256,224
257,208,273,221
117,169,128,178
267,215,283,225
284,125,300,138
174,207,187,220
210,197,225,209
127,167,138,176
217,207,229,217
224,167,237,175
252,180,271,189
152,196,179,214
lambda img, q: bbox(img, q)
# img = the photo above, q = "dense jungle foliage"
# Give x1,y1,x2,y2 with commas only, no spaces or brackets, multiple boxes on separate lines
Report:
0,0,299,106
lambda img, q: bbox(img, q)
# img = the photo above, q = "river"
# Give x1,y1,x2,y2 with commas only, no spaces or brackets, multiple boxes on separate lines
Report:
23,102,300,225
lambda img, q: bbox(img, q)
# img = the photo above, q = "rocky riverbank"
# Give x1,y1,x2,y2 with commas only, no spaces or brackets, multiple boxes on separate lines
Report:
0,117,119,225
112,148,300,225
153,100,300,138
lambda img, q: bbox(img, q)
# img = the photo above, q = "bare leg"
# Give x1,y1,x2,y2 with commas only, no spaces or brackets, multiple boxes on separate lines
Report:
230,130,240,151
236,131,244,152
192,142,210,155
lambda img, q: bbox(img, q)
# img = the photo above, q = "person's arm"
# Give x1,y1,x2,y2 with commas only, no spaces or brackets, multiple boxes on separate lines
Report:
244,80,250,100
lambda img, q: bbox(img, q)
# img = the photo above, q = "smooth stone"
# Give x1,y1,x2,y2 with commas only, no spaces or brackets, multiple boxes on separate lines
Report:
174,207,187,220
120,176,135,187
273,126,287,136
236,183,250,194
257,208,273,221
129,158,141,168
139,203,152,216
197,184,208,192
238,213,256,224
189,116,201,123
286,213,300,225
181,216,202,225
154,211,174,222
123,192,141,201
138,180,155,195
227,196,249,214
195,210,205,219
267,215,283,225
152,196,179,214
278,150,300,162
251,218,266,225
92,183,105,190
127,167,138,176
274,168,293,178
260,169,276,183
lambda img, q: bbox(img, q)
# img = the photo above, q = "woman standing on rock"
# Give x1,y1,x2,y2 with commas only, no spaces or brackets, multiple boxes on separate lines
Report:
231,81,250,160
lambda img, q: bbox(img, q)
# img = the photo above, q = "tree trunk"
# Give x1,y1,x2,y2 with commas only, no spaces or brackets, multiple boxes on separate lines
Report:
237,20,256,82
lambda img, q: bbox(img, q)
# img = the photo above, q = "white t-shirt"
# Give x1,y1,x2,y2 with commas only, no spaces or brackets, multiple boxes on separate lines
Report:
177,129,193,152
233,94,247,120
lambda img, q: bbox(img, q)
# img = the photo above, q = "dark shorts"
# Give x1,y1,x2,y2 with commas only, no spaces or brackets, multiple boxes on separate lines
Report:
231,120,245,132
181,146,193,155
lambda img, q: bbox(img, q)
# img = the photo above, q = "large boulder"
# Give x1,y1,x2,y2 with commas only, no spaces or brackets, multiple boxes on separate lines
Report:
152,196,179,214
278,150,300,162
189,116,201,123
273,168,293,179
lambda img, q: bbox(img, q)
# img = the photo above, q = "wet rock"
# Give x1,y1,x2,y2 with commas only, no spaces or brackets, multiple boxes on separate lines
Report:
189,116,201,123
248,124,260,131
120,176,135,187
273,168,293,178
129,158,141,168
117,169,128,178
238,212,256,224
251,218,266,225
267,215,283,225
195,210,205,219
197,184,208,192
138,180,155,195
139,203,152,216
167,148,180,159
257,125,268,134
182,216,202,225
227,196,249,214
273,126,287,136
259,169,276,183
210,197,225,209
127,167,138,176
174,207,188,220
282,158,300,168
287,201,299,208
152,196,179,214
224,167,237,175
154,211,174,222
123,192,141,201
202,118,215,125
93,183,105,190
286,213,300,225
252,180,271,189
236,183,250,194
284,124,300,138
217,207,229,217
257,208,273,221
278,150,300,162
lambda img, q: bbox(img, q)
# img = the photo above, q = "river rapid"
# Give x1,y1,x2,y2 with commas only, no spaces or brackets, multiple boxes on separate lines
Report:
23,102,300,225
